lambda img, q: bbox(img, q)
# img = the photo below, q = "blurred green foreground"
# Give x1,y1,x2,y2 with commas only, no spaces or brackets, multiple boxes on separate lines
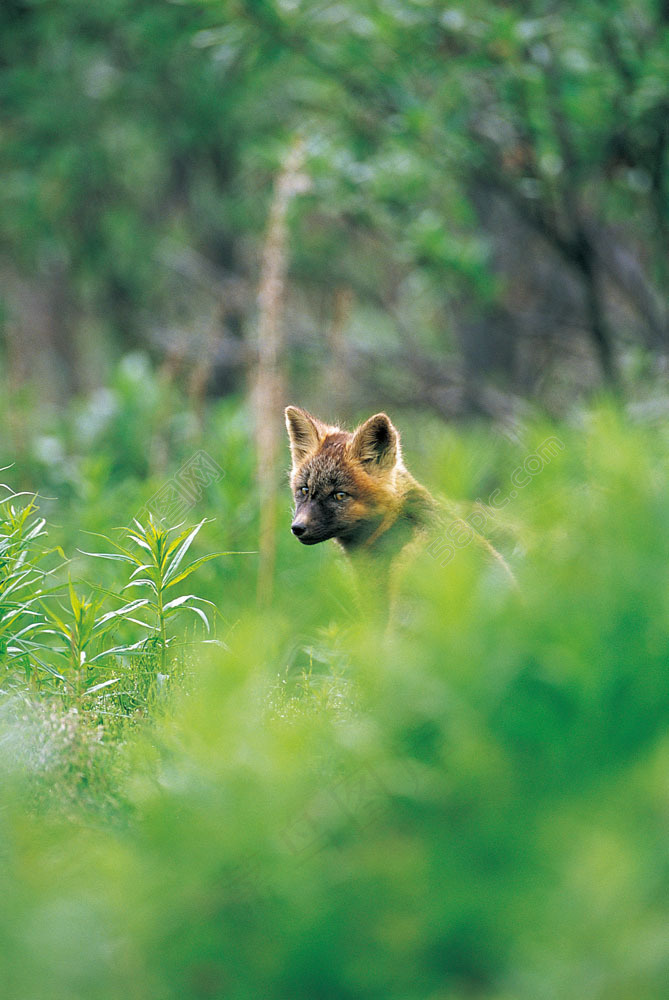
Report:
2,376,669,1000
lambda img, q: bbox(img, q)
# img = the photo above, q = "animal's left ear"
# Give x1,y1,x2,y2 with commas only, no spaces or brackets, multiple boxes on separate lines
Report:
350,413,399,471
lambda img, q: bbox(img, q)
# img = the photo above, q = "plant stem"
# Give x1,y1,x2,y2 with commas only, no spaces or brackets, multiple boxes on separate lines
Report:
157,580,167,674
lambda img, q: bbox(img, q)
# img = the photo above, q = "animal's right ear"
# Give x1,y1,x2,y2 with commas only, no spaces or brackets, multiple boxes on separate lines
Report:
285,406,323,466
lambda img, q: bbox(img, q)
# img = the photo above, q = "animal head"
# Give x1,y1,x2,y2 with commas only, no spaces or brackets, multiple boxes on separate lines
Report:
285,406,404,548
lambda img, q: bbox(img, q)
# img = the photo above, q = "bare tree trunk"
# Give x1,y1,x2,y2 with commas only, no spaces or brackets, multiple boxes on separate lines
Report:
324,286,354,416
253,138,309,606
577,238,617,386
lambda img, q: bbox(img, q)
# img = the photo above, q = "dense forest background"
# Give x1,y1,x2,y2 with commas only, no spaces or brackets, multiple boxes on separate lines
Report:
3,0,669,424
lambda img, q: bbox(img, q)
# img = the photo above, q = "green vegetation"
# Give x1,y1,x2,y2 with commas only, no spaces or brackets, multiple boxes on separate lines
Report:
2,372,669,999
2,0,669,411
2,0,669,995
0,491,223,705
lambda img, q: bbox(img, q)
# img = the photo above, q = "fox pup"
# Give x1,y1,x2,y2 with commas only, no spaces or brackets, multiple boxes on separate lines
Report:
285,406,436,562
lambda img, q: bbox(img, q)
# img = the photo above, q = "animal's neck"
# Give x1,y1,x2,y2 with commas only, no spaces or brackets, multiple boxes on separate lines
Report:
337,510,413,560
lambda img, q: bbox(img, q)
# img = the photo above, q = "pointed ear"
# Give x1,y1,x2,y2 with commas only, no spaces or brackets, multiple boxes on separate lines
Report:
350,413,398,471
285,406,324,466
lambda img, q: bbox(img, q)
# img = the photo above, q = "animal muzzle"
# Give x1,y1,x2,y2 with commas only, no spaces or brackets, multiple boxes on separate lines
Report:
291,517,330,545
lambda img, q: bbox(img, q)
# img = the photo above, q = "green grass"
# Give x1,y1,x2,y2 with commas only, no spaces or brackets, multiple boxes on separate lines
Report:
2,382,669,999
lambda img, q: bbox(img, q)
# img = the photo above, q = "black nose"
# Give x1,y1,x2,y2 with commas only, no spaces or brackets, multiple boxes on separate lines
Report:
291,523,306,537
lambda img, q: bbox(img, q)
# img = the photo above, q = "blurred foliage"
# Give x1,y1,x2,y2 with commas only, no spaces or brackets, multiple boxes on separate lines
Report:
2,371,669,996
1,0,668,411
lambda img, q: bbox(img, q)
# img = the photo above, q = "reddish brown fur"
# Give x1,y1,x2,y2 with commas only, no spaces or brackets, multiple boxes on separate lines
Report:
285,406,436,560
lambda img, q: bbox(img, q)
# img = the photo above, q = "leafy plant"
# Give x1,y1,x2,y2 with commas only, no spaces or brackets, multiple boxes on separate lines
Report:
81,517,224,674
37,581,150,700
0,482,60,688
0,476,237,711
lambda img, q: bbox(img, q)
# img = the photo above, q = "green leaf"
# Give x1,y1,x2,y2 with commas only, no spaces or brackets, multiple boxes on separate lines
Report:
68,579,82,616
128,563,154,580
78,548,138,564
30,656,67,682
163,520,207,585
165,524,197,558
163,551,226,589
162,593,209,611
23,517,47,541
80,532,145,566
92,598,150,635
88,639,151,662
39,601,72,639
122,578,158,594
175,604,211,632
85,678,120,694
162,595,212,631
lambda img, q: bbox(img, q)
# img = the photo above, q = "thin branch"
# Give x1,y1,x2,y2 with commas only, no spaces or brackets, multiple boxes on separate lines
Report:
254,138,309,607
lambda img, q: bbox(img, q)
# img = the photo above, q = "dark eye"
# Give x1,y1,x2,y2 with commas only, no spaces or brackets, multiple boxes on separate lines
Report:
298,486,309,497
333,491,348,501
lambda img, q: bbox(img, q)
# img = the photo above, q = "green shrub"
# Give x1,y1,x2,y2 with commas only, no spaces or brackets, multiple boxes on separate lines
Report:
2,404,669,999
